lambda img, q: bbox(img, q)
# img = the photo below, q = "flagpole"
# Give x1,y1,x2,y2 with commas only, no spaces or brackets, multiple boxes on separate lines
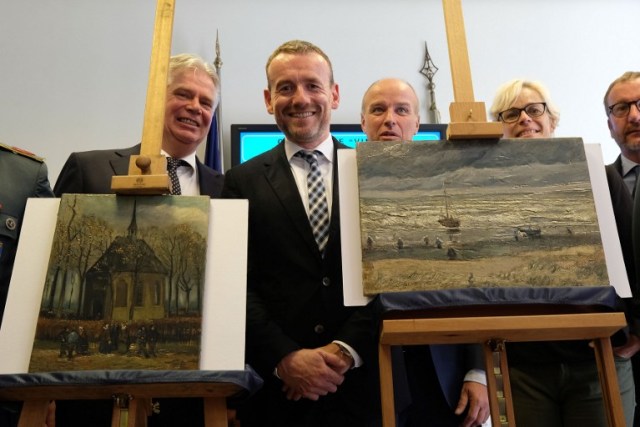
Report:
213,30,224,170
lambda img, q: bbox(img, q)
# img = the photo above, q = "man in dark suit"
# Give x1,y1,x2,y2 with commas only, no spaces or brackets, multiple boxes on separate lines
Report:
55,53,224,198
222,40,379,426
53,53,224,427
603,71,640,426
361,78,489,427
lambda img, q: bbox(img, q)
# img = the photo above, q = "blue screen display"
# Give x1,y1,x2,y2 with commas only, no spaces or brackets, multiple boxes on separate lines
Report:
233,125,445,165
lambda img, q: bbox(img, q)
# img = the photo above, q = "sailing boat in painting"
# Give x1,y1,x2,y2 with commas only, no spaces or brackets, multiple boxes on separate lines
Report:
438,183,460,230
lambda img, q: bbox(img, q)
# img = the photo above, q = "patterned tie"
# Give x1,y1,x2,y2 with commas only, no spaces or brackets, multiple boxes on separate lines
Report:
166,157,187,195
296,150,330,253
625,165,639,198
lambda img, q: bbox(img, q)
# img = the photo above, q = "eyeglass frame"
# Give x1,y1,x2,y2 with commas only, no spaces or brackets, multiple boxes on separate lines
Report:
497,102,547,123
607,99,640,118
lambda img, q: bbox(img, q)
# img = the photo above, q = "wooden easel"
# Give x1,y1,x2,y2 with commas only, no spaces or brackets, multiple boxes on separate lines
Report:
378,308,627,427
110,0,174,195
0,380,243,427
375,4,627,426
442,0,503,140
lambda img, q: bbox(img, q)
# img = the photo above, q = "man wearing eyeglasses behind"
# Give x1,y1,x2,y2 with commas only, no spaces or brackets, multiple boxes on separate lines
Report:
604,71,640,427
489,79,559,138
606,72,640,192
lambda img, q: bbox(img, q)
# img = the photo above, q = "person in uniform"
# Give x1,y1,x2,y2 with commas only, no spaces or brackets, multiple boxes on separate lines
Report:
0,142,54,326
0,141,54,427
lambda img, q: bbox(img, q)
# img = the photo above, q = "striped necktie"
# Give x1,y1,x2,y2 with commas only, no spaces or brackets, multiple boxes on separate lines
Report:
295,150,330,253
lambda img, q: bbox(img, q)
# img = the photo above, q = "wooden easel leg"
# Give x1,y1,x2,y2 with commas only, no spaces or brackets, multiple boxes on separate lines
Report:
498,341,516,426
483,341,503,427
17,399,50,427
593,337,626,427
128,398,151,427
203,397,228,427
378,342,396,427
484,340,515,427
111,394,151,427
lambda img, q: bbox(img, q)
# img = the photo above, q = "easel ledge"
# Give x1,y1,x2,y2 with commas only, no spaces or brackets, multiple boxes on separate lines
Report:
0,369,262,427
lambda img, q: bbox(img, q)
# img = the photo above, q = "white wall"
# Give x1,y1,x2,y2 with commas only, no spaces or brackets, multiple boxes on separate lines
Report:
1,0,639,183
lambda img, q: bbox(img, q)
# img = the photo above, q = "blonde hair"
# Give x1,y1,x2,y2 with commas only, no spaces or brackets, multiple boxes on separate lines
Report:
490,79,560,129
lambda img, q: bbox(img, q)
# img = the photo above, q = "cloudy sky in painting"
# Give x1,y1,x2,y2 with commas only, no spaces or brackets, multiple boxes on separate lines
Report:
59,194,210,238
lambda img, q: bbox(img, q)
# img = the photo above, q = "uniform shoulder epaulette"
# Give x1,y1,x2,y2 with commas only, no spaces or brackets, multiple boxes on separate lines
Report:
0,141,45,163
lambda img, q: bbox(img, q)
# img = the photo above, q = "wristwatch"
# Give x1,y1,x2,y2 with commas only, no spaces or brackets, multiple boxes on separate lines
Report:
335,343,354,367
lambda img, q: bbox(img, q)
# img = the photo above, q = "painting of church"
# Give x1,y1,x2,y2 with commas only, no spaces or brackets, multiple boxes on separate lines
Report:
82,200,167,322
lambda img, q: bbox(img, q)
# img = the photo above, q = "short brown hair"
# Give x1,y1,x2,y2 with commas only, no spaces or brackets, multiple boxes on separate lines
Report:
265,40,334,89
603,71,640,114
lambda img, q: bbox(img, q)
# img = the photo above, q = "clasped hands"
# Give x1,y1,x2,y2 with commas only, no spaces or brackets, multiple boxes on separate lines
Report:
276,343,353,401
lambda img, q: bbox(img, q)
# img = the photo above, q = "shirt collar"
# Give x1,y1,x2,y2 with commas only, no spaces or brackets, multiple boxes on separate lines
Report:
161,150,197,170
285,135,334,163
620,155,639,177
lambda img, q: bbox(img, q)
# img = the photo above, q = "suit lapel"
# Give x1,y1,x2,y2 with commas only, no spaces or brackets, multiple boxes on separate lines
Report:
324,139,346,256
110,144,141,176
196,160,215,196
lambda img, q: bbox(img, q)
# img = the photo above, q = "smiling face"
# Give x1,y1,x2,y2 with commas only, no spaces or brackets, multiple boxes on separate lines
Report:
163,68,216,158
263,52,339,149
501,87,555,139
606,78,640,162
360,79,420,141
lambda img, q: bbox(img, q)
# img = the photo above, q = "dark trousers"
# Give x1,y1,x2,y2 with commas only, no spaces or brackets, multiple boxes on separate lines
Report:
399,346,463,427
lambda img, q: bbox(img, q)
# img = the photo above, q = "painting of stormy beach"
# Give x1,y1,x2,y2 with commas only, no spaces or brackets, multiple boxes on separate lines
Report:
357,138,608,295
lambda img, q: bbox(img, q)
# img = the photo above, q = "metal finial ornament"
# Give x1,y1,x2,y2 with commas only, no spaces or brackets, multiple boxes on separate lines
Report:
419,41,441,124
214,30,223,73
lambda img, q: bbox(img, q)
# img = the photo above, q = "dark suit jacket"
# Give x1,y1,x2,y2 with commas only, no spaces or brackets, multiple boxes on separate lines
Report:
606,157,640,333
222,139,379,426
54,144,224,197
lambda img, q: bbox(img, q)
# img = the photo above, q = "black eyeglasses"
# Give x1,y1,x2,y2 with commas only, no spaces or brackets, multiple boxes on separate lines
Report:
498,102,547,123
607,99,640,118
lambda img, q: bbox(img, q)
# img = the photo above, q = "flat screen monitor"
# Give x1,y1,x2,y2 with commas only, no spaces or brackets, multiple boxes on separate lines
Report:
230,123,448,166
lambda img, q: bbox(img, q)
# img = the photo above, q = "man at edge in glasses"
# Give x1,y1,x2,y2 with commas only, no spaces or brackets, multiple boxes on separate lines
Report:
604,71,640,427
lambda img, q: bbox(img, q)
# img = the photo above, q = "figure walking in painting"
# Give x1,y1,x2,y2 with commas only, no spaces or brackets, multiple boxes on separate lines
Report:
57,327,70,358
147,324,159,357
98,323,111,354
66,328,79,360
77,326,89,355
435,237,443,249
110,322,120,352
136,325,149,358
